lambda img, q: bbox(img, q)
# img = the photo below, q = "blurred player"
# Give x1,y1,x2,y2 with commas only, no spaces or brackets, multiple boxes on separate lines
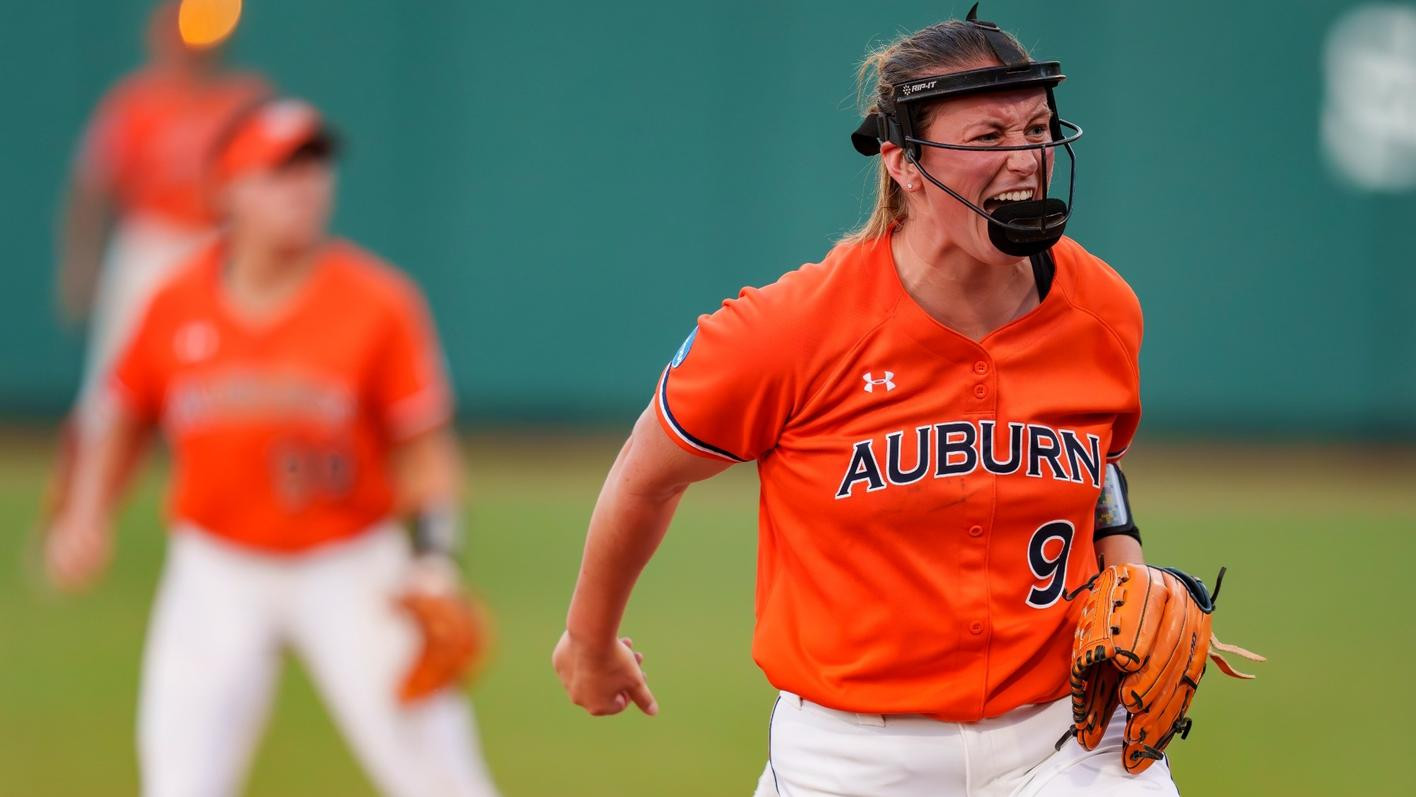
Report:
553,6,1250,796
54,1,267,446
45,97,501,797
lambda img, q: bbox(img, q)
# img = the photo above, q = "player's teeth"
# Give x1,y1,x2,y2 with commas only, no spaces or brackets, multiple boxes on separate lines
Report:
989,190,1032,202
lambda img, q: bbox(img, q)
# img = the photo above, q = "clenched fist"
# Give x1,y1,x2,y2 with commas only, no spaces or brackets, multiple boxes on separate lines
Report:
552,630,656,717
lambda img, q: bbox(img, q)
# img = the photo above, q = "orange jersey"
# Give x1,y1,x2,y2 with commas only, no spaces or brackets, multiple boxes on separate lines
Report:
110,240,452,552
655,232,1142,721
80,68,269,227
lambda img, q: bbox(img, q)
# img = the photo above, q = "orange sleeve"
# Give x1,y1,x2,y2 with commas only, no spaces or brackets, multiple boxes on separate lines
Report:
108,298,168,423
372,280,453,440
1109,405,1139,462
654,285,802,462
1062,237,1145,462
1106,280,1144,461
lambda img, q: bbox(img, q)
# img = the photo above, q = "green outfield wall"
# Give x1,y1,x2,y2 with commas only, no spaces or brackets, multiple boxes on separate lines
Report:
3,1,1412,437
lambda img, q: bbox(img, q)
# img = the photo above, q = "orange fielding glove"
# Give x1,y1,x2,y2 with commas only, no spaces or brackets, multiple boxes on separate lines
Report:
1065,564,1265,774
395,573,493,704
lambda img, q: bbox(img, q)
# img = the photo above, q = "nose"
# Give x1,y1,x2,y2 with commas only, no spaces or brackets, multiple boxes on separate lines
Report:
1004,145,1041,177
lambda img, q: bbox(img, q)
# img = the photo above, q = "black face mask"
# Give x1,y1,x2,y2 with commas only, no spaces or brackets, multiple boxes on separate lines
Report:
850,3,1084,257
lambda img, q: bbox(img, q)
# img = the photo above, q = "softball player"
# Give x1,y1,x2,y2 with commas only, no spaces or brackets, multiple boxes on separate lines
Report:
56,2,268,436
554,8,1182,796
45,98,500,797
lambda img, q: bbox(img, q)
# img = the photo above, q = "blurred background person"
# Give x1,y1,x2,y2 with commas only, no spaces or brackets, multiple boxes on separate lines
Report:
51,0,267,500
43,97,501,797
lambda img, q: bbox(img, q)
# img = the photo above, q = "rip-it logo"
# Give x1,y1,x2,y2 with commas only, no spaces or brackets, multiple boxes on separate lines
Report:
1322,4,1416,191
902,80,938,97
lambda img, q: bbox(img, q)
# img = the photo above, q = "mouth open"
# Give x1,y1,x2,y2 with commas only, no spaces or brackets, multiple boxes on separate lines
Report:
982,188,1037,214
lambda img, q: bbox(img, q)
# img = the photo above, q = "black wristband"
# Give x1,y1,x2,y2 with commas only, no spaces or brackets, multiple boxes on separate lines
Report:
1093,462,1141,544
1092,524,1142,544
410,503,461,558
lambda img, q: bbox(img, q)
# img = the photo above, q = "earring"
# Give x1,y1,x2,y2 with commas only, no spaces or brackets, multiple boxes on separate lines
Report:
907,182,915,189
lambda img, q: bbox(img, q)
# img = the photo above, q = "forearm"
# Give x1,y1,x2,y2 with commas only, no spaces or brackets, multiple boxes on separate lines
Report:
56,180,112,321
1095,534,1144,567
396,427,460,505
68,399,144,518
565,405,731,646
394,427,463,556
566,442,687,646
1094,461,1143,566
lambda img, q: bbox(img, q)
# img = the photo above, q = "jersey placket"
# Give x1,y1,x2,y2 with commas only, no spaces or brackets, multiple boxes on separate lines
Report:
959,351,998,711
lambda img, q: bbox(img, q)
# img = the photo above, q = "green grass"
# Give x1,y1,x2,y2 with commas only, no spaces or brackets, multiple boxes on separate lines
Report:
1,434,1412,796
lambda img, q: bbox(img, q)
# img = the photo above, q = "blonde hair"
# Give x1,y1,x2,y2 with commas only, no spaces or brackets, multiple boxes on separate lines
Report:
842,21,1031,244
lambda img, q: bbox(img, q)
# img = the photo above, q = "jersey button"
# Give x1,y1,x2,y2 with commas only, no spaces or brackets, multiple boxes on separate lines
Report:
969,621,984,635
973,384,988,399
973,360,989,375
968,525,984,537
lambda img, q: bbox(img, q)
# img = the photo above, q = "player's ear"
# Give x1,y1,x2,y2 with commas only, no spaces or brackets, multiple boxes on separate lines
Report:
880,142,920,194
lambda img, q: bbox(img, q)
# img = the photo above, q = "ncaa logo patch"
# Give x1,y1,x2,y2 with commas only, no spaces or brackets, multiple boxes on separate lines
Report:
670,327,698,368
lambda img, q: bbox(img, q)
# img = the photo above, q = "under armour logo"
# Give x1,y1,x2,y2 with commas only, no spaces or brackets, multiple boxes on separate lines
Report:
862,371,896,393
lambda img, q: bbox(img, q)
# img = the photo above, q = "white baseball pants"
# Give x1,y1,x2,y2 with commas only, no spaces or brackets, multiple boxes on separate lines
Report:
753,691,1178,797
137,525,500,797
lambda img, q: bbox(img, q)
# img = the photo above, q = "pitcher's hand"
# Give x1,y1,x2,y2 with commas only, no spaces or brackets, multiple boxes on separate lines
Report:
552,630,657,716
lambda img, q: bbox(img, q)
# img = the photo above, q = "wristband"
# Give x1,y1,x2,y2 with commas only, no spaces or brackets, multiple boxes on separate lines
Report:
1093,462,1141,544
411,503,461,558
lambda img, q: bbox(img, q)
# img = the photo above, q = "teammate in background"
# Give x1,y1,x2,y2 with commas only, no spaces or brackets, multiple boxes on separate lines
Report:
55,1,267,440
44,98,501,797
554,9,1242,796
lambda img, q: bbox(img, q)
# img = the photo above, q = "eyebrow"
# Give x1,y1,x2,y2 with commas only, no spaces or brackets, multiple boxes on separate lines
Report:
966,108,1053,131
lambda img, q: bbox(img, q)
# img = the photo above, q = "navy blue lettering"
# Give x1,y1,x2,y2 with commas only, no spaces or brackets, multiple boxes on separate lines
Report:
1026,425,1068,480
886,426,931,485
980,420,1023,474
1061,430,1102,487
935,422,978,477
836,440,886,498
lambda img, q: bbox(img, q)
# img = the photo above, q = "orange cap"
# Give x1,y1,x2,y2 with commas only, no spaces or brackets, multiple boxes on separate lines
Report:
212,99,335,184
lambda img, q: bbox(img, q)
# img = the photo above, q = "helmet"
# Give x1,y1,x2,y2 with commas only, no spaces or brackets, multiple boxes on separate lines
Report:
850,3,1084,256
